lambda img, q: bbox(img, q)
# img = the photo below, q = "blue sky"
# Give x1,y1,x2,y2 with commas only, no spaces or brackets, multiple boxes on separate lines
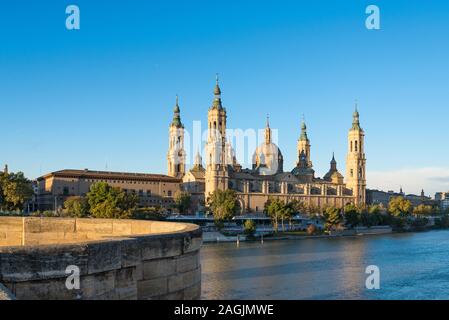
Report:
1,0,448,196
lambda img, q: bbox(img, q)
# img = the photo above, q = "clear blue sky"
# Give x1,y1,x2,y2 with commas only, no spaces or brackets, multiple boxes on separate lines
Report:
1,0,448,195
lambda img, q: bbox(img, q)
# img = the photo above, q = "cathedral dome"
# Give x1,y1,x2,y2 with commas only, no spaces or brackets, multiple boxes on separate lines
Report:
252,142,284,176
252,117,283,175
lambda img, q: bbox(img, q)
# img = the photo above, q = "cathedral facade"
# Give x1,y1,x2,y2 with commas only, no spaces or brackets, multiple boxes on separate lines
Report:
167,78,366,213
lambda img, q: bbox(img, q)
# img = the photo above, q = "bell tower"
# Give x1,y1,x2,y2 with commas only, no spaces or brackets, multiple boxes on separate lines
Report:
345,103,367,206
205,75,229,199
297,116,312,168
167,95,186,178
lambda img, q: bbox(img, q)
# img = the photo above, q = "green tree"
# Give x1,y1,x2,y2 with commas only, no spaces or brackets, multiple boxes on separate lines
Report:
265,198,285,233
324,206,343,231
87,182,138,219
368,204,382,215
208,189,239,223
284,202,295,231
243,219,256,237
307,203,320,217
133,206,165,220
0,171,33,211
388,196,412,217
173,191,191,214
63,196,90,218
289,200,307,214
344,203,360,228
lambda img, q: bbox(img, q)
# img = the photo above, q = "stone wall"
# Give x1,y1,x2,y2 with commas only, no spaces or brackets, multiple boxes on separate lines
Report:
0,217,202,300
0,283,15,300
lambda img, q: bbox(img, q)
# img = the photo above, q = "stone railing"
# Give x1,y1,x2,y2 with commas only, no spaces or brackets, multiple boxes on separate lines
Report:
0,217,202,300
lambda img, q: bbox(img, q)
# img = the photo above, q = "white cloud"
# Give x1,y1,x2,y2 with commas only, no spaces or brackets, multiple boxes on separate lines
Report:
367,167,449,198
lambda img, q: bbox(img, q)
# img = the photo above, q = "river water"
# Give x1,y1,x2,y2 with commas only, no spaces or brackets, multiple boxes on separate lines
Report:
201,230,449,299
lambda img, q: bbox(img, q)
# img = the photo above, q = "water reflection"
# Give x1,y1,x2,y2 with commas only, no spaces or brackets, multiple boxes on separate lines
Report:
201,230,449,299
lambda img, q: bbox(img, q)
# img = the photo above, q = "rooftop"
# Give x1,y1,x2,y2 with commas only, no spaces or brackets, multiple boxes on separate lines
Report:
37,169,182,183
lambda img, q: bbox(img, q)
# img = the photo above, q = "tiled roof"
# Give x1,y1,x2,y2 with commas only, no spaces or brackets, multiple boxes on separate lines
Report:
38,169,181,183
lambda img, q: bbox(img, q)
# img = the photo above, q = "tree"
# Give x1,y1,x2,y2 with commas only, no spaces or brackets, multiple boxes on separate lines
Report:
208,189,239,223
307,203,320,217
243,219,256,237
63,196,90,218
324,206,343,231
280,202,294,231
344,203,360,228
0,171,33,211
388,196,412,217
413,204,433,216
173,191,191,214
265,198,284,233
87,182,138,219
290,200,306,214
368,204,382,215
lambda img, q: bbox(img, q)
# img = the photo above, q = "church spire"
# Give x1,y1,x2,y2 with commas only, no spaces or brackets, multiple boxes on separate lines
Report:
352,100,361,130
300,115,308,141
211,74,223,110
194,148,203,169
171,95,183,128
264,114,272,144
330,152,337,171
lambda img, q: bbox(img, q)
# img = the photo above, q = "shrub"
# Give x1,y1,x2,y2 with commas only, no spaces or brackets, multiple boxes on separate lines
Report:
243,219,256,236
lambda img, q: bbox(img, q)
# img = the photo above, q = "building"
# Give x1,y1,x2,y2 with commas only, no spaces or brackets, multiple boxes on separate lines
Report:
435,192,449,201
435,192,449,211
36,169,181,211
366,189,401,207
367,187,433,208
442,198,449,211
171,77,367,213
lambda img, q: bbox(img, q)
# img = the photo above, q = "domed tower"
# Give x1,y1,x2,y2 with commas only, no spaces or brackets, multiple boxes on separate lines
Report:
167,95,186,178
345,103,367,206
205,75,230,199
297,117,312,168
323,153,344,184
252,115,284,175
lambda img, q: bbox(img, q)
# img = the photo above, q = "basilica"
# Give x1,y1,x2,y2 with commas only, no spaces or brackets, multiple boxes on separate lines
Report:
167,78,366,213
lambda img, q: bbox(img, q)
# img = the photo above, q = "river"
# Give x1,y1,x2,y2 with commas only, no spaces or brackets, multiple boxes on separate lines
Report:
201,230,449,299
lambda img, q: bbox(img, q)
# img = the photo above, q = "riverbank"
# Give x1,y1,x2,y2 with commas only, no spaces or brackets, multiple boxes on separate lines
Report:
203,226,393,243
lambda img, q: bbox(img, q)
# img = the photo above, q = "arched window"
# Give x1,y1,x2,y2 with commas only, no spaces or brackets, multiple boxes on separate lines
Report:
350,141,353,152
213,121,217,129
355,140,358,152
